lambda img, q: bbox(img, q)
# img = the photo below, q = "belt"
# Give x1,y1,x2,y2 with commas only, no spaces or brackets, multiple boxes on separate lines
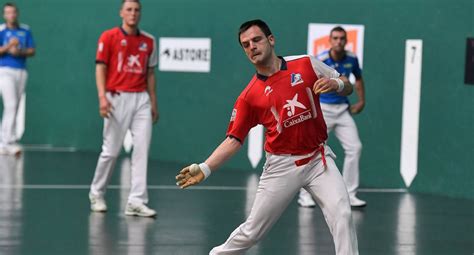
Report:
294,144,326,167
108,90,121,96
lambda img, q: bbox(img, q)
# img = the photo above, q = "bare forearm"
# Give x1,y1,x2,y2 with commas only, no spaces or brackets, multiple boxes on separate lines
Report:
0,45,11,55
20,48,35,57
96,64,107,98
338,76,353,96
146,69,157,104
204,137,242,171
354,78,365,102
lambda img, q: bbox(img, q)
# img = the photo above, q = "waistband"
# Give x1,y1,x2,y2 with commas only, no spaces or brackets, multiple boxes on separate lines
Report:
294,144,326,167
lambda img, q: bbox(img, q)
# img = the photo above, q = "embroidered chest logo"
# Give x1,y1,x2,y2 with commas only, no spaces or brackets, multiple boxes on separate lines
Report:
279,89,318,129
264,86,273,96
290,73,304,86
283,93,306,117
121,54,143,74
127,55,141,67
139,42,148,52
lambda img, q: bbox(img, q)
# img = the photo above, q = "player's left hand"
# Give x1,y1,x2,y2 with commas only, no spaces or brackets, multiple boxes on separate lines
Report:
350,101,365,114
8,46,20,56
151,105,159,124
313,77,337,94
175,164,205,189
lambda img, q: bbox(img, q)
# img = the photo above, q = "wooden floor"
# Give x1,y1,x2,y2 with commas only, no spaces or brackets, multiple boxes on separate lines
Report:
0,151,473,255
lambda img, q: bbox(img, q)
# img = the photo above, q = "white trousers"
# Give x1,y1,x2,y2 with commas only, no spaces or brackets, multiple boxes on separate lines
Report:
210,147,359,255
320,103,362,197
90,91,152,205
0,67,27,145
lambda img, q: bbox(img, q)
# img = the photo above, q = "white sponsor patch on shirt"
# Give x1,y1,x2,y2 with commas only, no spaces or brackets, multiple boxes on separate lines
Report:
230,109,237,122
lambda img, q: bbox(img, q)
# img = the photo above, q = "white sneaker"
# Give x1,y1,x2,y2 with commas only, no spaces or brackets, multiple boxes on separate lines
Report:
349,196,367,207
0,144,22,156
0,145,7,155
89,194,107,212
297,189,316,208
6,144,22,156
125,203,157,217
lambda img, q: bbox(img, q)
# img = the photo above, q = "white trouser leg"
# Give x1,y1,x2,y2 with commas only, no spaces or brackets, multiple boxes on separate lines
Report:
332,109,362,197
0,68,24,145
14,70,27,142
210,155,302,255
90,92,133,198
305,156,359,255
128,93,152,205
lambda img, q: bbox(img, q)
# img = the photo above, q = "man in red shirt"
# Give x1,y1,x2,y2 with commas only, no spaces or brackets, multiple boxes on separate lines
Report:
89,0,158,217
176,20,359,254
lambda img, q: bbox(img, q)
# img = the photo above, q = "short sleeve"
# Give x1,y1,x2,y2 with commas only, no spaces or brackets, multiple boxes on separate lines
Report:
148,37,158,68
96,32,110,64
0,31,4,47
309,55,340,79
226,97,258,143
352,57,362,79
25,30,35,48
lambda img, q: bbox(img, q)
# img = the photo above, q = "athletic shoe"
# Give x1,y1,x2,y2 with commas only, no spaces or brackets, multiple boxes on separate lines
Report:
0,144,21,156
349,196,367,207
89,194,107,212
297,189,316,207
7,144,22,156
125,203,157,217
0,145,7,155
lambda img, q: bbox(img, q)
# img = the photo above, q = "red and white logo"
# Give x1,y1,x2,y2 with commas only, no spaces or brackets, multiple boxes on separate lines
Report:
264,86,273,96
281,90,317,128
123,54,143,73
283,94,306,117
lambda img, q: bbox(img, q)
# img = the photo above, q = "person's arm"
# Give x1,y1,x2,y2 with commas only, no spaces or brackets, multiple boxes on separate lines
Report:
350,77,365,114
8,47,35,57
146,67,159,123
0,39,14,55
176,136,242,189
96,63,112,118
309,55,352,96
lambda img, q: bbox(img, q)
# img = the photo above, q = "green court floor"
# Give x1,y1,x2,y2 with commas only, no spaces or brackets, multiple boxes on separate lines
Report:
0,151,473,255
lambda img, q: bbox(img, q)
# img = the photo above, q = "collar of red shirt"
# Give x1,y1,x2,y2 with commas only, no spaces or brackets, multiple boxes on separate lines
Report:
119,26,141,36
256,56,288,81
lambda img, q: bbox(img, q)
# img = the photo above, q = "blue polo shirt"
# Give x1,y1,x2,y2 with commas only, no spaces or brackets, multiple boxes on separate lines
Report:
318,50,362,104
0,23,35,69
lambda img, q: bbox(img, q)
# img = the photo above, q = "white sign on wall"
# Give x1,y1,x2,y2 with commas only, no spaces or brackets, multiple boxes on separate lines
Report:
307,23,365,67
159,37,211,73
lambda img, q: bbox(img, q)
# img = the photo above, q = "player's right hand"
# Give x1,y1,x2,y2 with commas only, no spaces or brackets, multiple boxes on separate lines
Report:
175,164,205,189
313,77,337,94
9,37,19,47
99,97,113,118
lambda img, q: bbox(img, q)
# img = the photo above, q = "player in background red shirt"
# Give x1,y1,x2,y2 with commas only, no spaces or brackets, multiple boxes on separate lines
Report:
176,20,359,254
89,0,158,217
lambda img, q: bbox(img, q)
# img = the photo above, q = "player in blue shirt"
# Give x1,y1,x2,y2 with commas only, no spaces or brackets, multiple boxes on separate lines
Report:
0,2,35,155
299,26,367,207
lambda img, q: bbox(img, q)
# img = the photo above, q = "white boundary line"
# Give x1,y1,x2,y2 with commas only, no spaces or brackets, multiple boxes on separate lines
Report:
358,188,406,193
22,144,77,152
0,184,406,192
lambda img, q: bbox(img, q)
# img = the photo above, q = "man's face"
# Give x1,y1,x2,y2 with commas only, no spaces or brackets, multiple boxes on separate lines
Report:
239,25,275,65
3,6,18,24
329,30,347,53
120,2,141,27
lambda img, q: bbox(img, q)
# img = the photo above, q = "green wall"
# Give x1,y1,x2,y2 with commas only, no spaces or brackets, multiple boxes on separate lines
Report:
13,0,474,199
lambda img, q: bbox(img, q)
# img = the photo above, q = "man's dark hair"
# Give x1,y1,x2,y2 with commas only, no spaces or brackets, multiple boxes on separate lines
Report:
238,19,272,45
3,2,18,12
121,0,141,8
330,26,347,37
